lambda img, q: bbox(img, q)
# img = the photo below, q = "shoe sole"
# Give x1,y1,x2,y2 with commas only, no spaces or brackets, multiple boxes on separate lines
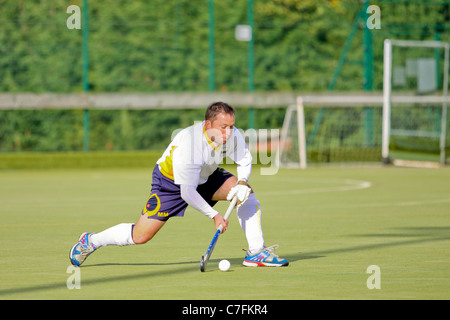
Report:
243,260,289,267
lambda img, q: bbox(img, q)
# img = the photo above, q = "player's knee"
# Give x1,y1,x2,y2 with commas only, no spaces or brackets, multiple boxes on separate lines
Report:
237,193,260,218
132,228,157,244
132,233,152,244
244,192,258,206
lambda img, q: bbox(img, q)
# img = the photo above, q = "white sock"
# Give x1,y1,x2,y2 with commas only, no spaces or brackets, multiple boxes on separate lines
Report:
237,193,265,254
90,223,136,248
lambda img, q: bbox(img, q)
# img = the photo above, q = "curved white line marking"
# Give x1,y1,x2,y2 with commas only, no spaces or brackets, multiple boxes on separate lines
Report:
261,179,372,196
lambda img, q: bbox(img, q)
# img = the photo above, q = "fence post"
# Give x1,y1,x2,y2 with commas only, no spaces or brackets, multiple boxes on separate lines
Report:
82,0,90,152
208,0,215,92
247,0,255,129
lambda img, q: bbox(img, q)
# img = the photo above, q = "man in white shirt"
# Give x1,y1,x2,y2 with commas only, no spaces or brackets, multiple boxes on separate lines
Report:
69,102,288,268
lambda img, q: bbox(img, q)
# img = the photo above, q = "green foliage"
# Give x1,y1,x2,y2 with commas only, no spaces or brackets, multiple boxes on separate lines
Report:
1,1,449,154
2,0,449,93
0,107,285,152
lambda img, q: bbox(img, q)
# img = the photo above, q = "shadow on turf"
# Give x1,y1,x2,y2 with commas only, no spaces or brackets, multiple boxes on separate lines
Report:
84,227,450,269
0,258,234,298
285,226,450,263
353,226,450,239
0,265,198,298
2,226,449,297
84,261,198,267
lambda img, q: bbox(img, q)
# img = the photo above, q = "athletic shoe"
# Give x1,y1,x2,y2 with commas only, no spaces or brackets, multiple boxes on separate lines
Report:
69,232,97,267
242,245,289,267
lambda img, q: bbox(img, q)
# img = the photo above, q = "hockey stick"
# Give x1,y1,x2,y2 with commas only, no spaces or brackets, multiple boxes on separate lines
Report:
200,196,238,272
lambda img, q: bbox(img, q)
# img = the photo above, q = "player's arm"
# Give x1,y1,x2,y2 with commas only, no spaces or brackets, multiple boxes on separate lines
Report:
180,184,228,232
180,184,218,219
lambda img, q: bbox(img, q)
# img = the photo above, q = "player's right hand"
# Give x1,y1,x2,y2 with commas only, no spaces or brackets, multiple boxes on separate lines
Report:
213,214,228,233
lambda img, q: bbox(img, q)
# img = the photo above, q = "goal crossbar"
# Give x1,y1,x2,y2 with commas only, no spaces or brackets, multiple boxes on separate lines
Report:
300,94,450,106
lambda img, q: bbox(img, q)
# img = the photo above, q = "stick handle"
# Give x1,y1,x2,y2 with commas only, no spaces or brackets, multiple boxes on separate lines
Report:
218,196,238,232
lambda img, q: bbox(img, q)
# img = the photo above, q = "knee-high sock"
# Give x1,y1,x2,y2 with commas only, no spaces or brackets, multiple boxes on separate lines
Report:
237,193,265,254
90,223,135,248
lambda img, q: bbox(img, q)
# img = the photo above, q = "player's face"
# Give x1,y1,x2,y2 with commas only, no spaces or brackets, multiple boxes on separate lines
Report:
206,112,235,145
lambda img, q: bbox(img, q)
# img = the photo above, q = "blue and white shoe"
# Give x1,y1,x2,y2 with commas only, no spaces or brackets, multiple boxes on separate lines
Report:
69,232,97,267
243,245,289,267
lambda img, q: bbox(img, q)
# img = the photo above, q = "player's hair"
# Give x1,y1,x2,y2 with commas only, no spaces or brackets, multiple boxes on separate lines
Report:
205,102,235,122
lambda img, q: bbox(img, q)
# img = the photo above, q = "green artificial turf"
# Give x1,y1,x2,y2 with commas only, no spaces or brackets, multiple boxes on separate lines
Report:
0,165,449,300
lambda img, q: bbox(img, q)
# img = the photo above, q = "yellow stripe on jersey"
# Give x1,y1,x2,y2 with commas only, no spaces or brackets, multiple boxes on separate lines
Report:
203,124,220,152
159,146,178,180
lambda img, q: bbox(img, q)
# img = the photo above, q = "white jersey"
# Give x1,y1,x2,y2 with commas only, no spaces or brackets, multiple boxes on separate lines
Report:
157,121,252,186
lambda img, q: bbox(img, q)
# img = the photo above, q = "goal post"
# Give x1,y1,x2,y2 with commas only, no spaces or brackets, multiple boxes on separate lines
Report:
383,39,449,167
278,95,385,168
278,98,307,169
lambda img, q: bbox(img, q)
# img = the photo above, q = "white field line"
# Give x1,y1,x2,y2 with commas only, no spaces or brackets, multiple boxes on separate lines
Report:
341,197,450,209
259,178,450,209
260,179,372,196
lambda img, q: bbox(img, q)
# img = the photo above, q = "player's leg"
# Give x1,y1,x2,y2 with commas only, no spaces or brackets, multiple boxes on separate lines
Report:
237,195,288,267
210,170,288,267
210,175,238,201
69,214,165,266
69,166,184,266
91,213,166,247
69,195,170,264
69,222,138,267
132,212,166,244
210,172,265,254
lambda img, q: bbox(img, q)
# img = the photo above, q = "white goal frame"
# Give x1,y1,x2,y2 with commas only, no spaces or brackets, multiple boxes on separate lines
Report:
382,39,449,167
278,97,307,169
277,92,450,169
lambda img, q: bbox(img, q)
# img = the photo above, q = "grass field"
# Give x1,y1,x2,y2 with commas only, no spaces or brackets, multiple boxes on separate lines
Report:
0,164,449,300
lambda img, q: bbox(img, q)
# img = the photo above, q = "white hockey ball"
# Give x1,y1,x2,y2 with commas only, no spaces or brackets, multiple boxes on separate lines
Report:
218,259,231,271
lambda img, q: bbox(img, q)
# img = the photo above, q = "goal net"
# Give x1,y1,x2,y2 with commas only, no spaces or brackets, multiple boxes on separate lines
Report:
278,96,383,168
278,91,450,168
383,39,449,167
278,40,450,169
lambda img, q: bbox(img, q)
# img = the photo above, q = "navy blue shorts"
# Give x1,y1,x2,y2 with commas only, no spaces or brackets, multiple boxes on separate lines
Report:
142,165,234,221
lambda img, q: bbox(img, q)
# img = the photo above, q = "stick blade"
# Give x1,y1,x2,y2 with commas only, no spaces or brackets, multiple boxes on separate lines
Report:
200,229,220,272
200,255,206,272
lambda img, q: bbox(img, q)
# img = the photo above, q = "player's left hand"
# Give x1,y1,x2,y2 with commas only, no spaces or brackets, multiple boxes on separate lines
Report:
226,180,251,207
